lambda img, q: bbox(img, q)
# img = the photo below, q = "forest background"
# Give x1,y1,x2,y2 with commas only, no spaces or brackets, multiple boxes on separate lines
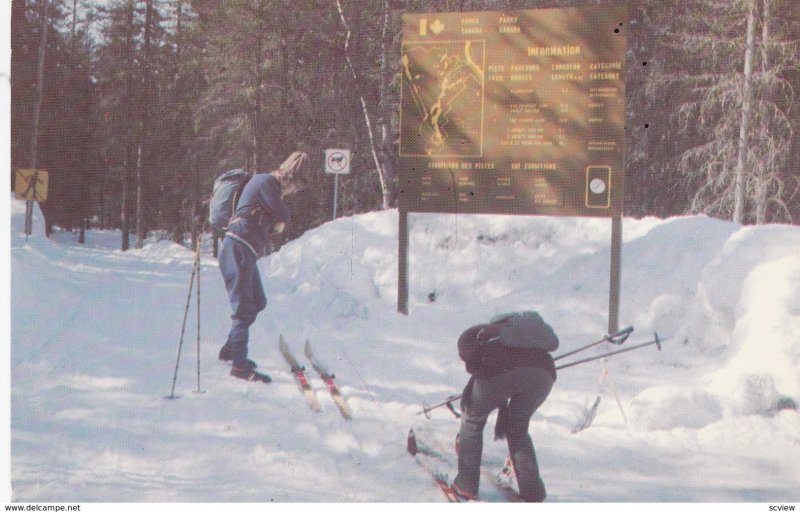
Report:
9,0,800,252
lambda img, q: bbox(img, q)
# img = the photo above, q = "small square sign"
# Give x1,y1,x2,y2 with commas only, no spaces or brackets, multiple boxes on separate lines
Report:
324,149,351,175
15,169,49,201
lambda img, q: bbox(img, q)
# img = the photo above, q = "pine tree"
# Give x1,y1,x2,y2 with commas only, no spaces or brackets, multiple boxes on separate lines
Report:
650,0,799,224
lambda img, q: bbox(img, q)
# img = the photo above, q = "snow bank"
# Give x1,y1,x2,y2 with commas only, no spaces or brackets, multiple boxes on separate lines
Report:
629,385,723,430
8,195,800,502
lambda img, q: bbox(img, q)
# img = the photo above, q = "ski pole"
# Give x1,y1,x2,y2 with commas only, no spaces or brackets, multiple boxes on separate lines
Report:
418,395,463,419
554,325,633,361
417,327,633,417
602,359,627,423
193,229,205,394
418,331,663,418
554,332,663,371
166,239,201,399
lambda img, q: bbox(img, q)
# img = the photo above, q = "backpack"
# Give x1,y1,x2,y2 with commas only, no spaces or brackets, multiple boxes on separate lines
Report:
209,169,252,232
488,311,559,352
457,311,559,377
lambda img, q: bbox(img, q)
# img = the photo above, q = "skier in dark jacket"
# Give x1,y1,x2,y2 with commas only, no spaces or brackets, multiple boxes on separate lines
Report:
452,311,558,502
217,151,309,382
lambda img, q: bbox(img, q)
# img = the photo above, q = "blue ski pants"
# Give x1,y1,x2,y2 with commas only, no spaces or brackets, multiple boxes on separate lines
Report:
219,236,266,365
453,366,554,502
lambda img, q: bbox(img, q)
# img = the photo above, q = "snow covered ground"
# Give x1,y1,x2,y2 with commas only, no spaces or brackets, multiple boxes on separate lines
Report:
6,195,800,504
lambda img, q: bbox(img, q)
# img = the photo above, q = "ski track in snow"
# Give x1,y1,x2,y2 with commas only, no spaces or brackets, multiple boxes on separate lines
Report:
8,197,800,502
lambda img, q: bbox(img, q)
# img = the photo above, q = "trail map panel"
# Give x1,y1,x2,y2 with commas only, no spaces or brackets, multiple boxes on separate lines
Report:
399,6,627,217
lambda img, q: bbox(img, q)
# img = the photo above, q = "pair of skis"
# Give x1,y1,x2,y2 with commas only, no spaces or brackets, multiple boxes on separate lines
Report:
407,428,522,502
279,335,352,419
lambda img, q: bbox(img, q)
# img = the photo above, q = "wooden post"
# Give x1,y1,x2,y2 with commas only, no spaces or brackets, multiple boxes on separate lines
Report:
398,209,409,315
608,214,622,334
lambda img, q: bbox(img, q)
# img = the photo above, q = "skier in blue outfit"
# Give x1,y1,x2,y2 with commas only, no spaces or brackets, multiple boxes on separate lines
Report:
217,151,309,382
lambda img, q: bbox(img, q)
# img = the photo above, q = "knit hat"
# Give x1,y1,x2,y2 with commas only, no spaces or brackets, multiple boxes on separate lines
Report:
277,151,309,176
274,151,310,196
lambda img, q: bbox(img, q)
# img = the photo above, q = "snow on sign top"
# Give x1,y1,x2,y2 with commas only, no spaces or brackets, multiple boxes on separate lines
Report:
324,149,351,175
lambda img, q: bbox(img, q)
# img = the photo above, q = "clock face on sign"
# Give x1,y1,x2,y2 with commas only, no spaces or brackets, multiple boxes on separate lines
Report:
585,166,611,209
589,178,607,195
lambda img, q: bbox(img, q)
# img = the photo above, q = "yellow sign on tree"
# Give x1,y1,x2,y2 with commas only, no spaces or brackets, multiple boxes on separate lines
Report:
15,169,49,201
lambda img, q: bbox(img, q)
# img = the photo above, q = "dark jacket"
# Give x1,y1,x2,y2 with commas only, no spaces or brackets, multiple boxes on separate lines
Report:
225,174,290,257
458,314,559,438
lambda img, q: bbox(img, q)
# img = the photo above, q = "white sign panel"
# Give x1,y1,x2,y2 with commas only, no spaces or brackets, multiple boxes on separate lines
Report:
324,149,351,175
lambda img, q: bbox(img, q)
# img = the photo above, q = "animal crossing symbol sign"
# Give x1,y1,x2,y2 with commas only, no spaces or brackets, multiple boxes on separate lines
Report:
15,169,49,201
324,149,351,175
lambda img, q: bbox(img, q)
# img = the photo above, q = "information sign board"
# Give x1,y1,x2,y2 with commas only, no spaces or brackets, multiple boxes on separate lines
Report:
398,6,627,217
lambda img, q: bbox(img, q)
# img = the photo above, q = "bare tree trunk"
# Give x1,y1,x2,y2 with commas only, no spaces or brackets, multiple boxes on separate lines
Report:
122,145,131,251
333,0,391,210
755,0,771,224
761,0,770,74
279,33,295,157
135,124,145,247
733,0,757,224
378,0,396,208
254,34,263,170
30,0,49,171
250,0,265,171
176,0,183,63
136,0,154,248
121,0,136,251
26,0,50,236
71,0,77,38
71,0,89,244
172,0,185,245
